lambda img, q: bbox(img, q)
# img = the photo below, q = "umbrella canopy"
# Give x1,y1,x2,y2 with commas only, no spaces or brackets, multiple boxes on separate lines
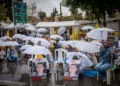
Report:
82,26,95,30
31,38,50,47
25,26,36,31
22,36,34,41
0,36,12,41
87,27,114,40
90,40,102,49
62,40,84,47
0,40,5,46
50,35,64,40
20,23,34,28
3,23,23,29
20,45,32,50
22,45,51,55
0,22,8,28
57,27,66,35
2,41,19,46
12,34,27,39
66,52,93,67
36,28,47,33
75,41,100,53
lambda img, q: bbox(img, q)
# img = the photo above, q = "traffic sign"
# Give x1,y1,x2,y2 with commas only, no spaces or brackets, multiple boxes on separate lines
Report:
13,1,27,23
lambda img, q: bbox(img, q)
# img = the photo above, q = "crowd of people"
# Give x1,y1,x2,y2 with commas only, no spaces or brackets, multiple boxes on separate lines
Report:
0,31,120,82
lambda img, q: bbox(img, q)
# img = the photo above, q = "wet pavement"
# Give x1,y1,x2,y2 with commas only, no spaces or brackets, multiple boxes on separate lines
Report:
0,58,120,86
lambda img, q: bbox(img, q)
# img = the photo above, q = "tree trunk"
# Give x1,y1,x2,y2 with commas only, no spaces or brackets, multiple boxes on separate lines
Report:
103,11,106,27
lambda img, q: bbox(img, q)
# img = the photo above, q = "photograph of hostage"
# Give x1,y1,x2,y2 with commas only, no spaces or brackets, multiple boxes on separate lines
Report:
64,63,79,78
32,62,47,77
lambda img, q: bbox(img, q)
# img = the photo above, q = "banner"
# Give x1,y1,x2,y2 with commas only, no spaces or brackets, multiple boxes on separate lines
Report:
64,60,80,80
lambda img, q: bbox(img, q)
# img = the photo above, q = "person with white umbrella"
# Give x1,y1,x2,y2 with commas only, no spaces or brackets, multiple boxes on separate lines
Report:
6,46,18,62
95,40,118,80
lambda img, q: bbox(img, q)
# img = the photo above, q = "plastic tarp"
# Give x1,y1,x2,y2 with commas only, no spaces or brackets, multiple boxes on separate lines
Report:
36,21,80,27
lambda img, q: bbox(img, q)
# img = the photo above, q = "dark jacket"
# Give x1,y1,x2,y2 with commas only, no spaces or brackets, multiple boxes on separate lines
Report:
99,47,118,64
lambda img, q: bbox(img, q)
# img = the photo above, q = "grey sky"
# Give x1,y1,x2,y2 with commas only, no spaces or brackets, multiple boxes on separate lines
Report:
23,0,71,16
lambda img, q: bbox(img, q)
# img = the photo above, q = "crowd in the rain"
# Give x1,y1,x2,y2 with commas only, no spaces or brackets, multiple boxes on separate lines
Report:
0,26,120,84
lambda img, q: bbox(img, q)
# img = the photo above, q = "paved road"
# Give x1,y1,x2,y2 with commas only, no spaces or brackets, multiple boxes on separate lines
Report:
0,58,120,86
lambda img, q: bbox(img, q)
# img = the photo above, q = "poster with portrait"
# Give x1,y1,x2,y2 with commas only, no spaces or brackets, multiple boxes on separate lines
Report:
32,61,47,80
64,60,80,80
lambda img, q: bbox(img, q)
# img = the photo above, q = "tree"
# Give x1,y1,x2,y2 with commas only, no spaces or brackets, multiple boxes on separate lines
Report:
50,8,58,21
38,10,46,21
27,2,37,23
0,5,7,21
62,0,120,27
0,0,22,21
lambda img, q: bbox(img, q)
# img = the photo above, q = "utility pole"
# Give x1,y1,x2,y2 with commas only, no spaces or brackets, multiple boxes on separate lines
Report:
60,2,62,18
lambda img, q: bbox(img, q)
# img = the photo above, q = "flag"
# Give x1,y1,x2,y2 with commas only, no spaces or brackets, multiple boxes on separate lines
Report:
96,22,100,29
6,30,9,37
72,28,75,40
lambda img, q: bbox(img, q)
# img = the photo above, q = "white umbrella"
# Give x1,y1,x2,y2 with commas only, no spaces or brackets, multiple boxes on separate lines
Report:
57,27,66,35
75,41,100,53
62,40,84,47
82,26,95,30
25,26,36,31
12,34,27,39
87,27,114,40
66,52,93,67
0,22,8,28
0,40,5,46
90,40,102,49
20,23,34,28
22,45,51,55
0,36,12,41
20,45,32,50
50,35,64,40
36,28,47,33
22,36,34,41
3,41,19,46
31,38,50,47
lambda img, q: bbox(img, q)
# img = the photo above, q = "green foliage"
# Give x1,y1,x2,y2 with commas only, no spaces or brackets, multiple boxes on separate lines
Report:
62,0,120,26
50,8,58,21
0,5,7,21
28,2,37,16
38,11,47,21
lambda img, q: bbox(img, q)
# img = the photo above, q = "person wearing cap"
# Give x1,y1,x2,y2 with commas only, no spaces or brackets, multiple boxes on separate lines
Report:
95,40,118,80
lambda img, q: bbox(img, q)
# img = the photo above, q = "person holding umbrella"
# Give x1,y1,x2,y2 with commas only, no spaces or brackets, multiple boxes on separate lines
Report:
95,40,118,80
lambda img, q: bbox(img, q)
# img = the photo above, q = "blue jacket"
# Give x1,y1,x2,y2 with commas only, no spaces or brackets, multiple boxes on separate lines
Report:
99,47,118,64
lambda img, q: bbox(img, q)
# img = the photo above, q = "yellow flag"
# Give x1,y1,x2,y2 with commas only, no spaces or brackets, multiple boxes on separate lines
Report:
96,22,100,29
72,28,75,40
6,30,9,37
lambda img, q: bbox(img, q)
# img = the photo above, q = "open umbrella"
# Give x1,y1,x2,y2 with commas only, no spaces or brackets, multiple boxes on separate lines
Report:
75,41,100,53
50,35,64,40
0,36,12,41
20,45,32,50
22,45,51,55
36,28,47,33
31,38,50,47
12,34,27,39
3,41,19,46
90,40,102,49
25,26,36,31
82,26,95,30
66,52,93,67
87,27,114,40
62,40,84,47
57,27,66,35
22,36,34,41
